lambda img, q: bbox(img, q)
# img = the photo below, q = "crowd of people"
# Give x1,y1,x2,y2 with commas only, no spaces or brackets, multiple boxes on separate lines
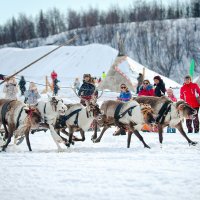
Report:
0,71,199,134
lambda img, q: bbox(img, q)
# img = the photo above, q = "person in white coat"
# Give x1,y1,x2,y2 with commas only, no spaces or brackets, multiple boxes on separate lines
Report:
3,77,18,100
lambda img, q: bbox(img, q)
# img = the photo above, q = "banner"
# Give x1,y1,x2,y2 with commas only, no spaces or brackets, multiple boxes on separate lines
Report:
189,59,195,79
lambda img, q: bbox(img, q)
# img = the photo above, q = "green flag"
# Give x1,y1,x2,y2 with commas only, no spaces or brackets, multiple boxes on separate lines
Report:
189,59,195,79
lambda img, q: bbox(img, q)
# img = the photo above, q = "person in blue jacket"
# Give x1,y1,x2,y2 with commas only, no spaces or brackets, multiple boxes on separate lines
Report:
114,84,132,135
117,84,132,102
78,74,97,106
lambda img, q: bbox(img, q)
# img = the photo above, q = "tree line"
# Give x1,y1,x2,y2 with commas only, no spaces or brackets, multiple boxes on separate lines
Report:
0,0,200,45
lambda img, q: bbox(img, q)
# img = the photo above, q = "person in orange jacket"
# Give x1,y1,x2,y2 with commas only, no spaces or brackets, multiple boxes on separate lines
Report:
180,75,200,133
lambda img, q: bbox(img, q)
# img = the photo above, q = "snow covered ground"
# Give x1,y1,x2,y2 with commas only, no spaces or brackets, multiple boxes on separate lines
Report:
0,44,199,200
0,129,200,200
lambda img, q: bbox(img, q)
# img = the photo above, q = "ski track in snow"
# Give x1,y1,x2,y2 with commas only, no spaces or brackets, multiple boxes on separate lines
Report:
0,130,200,200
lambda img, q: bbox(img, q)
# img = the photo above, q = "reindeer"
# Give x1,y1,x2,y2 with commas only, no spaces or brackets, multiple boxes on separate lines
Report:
0,99,42,151
34,95,68,151
55,99,101,147
135,96,198,146
92,100,155,148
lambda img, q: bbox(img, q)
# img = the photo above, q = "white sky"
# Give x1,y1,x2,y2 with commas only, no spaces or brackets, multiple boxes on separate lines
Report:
0,0,187,25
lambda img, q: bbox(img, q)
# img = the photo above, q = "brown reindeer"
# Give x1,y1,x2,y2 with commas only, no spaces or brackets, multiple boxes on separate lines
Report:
0,99,42,151
135,96,198,146
92,100,155,148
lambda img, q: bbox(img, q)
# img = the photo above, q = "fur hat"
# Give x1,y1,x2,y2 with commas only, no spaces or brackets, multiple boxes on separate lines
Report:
83,74,91,78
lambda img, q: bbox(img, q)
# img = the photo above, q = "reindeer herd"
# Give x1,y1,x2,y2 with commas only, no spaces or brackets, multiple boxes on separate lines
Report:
0,93,198,152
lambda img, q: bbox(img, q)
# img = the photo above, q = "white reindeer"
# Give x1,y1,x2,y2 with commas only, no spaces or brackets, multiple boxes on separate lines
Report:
35,95,67,151
56,101,101,146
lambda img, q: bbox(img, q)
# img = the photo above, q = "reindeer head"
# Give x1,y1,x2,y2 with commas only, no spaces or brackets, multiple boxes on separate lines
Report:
48,95,66,115
176,101,196,119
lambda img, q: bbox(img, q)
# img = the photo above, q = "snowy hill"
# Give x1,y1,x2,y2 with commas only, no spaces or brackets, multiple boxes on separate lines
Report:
0,44,180,94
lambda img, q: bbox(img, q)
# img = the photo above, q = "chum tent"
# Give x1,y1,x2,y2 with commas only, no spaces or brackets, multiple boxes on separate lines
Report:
98,55,181,92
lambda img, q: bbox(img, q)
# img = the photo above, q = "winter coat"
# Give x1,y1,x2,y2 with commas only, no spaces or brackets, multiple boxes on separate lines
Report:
154,80,166,97
102,72,106,79
24,90,41,105
53,79,60,95
180,82,200,108
3,83,18,100
138,84,154,96
51,71,57,80
117,91,132,102
78,81,96,97
168,95,177,102
137,74,144,87
18,77,26,95
0,74,5,80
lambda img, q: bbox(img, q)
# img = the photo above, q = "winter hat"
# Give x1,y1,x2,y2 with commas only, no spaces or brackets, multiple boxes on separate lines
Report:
83,74,91,78
184,75,191,80
166,88,173,94
153,75,162,81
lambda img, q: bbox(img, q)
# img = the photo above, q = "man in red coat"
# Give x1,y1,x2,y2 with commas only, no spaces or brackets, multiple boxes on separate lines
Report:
51,70,57,81
180,75,200,133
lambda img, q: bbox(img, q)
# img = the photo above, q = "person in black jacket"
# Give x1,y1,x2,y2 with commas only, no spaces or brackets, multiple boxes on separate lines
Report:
153,75,166,97
0,74,5,80
18,76,26,95
78,74,96,106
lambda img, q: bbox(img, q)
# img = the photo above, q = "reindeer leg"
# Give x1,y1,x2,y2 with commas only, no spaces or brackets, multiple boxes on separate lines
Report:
25,131,32,151
91,120,98,140
176,122,197,146
56,129,69,144
133,130,150,149
2,124,9,140
158,123,163,148
68,127,75,146
94,126,108,143
73,129,85,142
2,132,12,152
49,124,63,152
127,131,133,148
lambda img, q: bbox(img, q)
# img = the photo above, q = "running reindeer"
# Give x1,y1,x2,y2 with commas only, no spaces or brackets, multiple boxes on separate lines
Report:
54,87,102,146
0,99,42,151
92,100,156,148
135,96,198,147
33,95,68,151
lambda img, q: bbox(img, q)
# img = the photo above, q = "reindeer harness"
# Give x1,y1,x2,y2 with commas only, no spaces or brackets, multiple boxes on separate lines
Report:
114,103,137,127
156,101,172,124
59,108,82,127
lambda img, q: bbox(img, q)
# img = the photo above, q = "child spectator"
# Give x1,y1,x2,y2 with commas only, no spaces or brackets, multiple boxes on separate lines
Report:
166,88,177,133
24,82,40,105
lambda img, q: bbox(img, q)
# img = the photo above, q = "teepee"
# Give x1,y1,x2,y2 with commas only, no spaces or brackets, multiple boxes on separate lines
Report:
98,55,181,92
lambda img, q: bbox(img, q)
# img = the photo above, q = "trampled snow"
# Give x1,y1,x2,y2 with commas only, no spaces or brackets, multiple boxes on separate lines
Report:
0,44,199,200
0,130,200,200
